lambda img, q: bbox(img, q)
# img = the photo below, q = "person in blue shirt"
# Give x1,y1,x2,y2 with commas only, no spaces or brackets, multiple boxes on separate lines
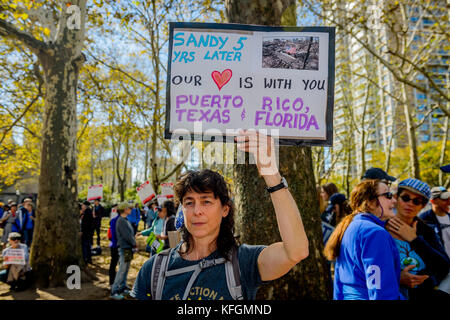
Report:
127,203,140,235
108,205,120,287
324,179,403,300
22,200,35,247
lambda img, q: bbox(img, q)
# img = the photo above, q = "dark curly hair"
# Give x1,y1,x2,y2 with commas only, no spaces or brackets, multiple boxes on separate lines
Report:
174,169,237,260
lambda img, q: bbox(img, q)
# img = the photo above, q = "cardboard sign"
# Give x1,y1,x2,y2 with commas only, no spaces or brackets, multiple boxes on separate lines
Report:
165,22,335,146
3,248,26,265
160,182,174,198
321,221,335,245
157,195,168,206
137,181,156,205
87,184,103,201
168,231,182,248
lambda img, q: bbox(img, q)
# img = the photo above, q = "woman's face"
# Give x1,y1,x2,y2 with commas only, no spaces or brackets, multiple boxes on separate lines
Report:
320,188,329,202
371,183,396,219
395,189,426,221
182,190,229,241
158,207,167,219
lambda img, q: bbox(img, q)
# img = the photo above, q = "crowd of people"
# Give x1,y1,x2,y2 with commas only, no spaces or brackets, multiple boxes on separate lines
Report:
0,132,448,301
320,165,450,300
0,198,35,290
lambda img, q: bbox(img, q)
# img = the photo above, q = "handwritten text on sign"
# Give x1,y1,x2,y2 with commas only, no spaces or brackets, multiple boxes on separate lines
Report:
3,248,26,265
167,23,334,145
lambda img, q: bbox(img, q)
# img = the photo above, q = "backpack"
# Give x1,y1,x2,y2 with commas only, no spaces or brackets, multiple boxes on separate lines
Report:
150,245,243,300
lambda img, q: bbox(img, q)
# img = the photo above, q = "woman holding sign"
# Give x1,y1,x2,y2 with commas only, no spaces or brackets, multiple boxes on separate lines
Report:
131,130,309,300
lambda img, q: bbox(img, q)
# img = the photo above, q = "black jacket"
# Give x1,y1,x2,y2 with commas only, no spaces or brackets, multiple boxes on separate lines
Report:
419,209,450,252
80,208,94,240
404,217,450,299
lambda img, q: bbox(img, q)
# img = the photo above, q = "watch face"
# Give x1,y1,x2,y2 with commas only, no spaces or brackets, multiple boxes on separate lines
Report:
282,177,288,188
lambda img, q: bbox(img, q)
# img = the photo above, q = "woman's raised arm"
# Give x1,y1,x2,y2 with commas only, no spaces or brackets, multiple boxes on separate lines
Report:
235,130,309,281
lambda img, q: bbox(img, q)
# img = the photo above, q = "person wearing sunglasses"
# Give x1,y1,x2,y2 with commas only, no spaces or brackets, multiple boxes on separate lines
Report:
324,179,402,300
386,178,450,300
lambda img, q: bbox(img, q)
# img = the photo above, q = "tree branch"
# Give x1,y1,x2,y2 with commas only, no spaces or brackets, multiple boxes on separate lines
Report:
0,18,48,54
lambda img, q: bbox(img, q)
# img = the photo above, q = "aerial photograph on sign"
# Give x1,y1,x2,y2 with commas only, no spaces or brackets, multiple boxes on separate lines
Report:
262,36,319,70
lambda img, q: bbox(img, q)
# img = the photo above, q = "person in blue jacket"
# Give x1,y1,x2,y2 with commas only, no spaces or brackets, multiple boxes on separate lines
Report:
127,203,141,235
324,179,403,300
108,207,120,288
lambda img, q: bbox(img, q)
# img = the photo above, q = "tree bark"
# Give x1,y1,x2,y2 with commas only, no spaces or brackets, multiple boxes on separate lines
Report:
226,0,331,300
439,115,449,186
27,0,87,287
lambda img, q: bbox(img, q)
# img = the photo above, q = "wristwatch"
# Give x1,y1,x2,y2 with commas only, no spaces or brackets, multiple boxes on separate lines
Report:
266,177,288,193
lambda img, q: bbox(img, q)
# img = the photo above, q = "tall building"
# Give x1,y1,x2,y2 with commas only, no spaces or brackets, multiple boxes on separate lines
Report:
326,0,448,181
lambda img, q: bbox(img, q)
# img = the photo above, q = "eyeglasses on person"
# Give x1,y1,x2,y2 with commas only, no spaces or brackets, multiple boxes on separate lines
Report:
399,194,426,206
378,192,394,199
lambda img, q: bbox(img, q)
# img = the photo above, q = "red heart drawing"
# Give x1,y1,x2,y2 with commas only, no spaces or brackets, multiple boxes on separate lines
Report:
211,69,232,91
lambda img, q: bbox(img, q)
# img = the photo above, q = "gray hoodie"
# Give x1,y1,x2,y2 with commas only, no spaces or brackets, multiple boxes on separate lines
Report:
115,216,136,249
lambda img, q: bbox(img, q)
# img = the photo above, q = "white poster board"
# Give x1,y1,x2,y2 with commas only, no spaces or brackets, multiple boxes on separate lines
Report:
157,195,168,206
137,181,156,205
87,184,103,201
160,182,174,199
3,248,26,265
165,22,335,146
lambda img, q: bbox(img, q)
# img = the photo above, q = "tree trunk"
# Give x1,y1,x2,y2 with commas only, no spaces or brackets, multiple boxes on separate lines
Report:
226,0,332,300
439,115,449,186
31,50,84,287
401,83,421,179
27,0,87,287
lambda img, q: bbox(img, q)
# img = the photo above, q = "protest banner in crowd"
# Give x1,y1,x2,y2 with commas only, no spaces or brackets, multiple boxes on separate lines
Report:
137,181,156,205
3,248,26,265
165,22,335,146
157,195,168,206
160,182,175,198
87,184,103,201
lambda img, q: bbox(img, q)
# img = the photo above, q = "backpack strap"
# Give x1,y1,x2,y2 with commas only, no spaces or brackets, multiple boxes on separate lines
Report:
151,248,172,300
225,246,243,300
151,245,242,300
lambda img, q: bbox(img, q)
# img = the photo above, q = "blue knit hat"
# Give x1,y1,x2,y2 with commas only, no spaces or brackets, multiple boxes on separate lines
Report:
398,178,431,200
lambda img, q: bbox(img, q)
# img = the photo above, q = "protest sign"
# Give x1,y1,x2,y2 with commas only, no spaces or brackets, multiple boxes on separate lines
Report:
168,231,182,248
137,181,156,205
87,184,103,201
3,248,26,265
160,182,175,198
165,22,335,146
157,195,168,206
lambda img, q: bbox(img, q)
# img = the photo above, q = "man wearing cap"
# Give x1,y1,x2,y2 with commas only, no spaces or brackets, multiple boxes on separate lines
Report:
420,187,450,257
111,202,136,300
386,178,450,299
321,193,348,227
362,167,397,185
419,187,450,294
0,232,31,290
